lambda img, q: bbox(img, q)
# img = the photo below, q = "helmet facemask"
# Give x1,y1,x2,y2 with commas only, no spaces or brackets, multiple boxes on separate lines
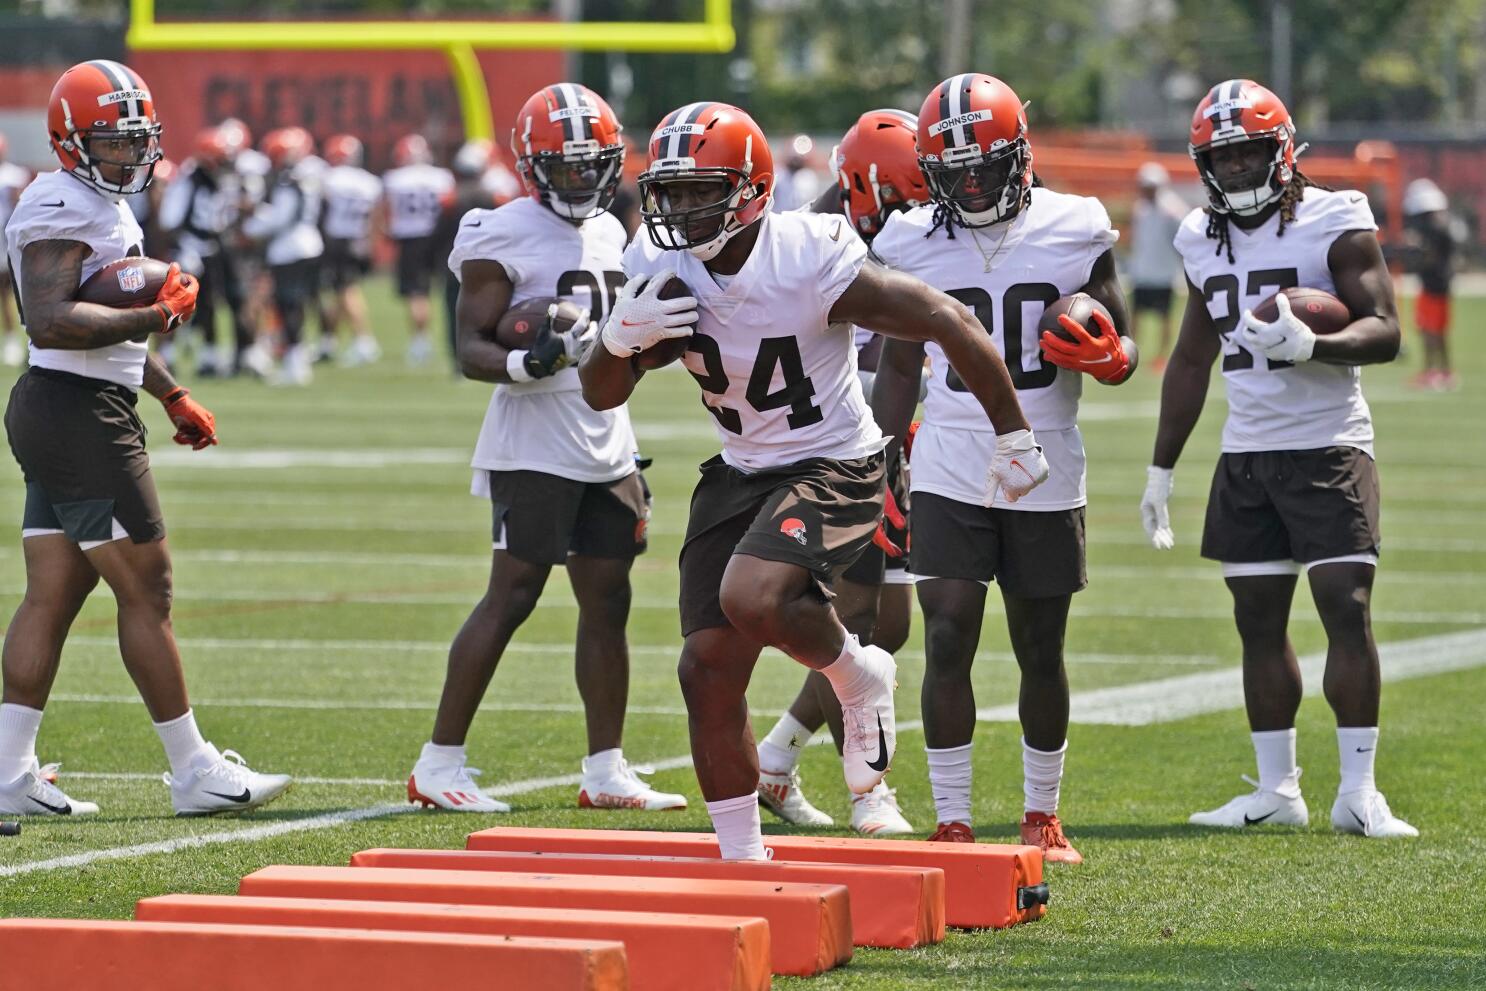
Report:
521,141,624,221
921,138,1028,228
639,168,762,261
1195,134,1292,216
67,125,162,196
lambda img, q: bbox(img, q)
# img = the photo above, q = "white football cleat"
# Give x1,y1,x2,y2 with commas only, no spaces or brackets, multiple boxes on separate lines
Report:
837,645,897,795
166,747,292,817
0,761,99,816
578,757,687,811
1189,773,1308,829
406,334,433,367
407,756,511,813
851,781,913,835
757,766,834,827
1331,789,1418,838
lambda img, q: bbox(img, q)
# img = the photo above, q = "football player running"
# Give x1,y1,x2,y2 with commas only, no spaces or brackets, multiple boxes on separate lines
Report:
407,83,683,815
580,102,1044,860
754,109,930,836
871,74,1137,863
0,61,291,818
1143,79,1414,838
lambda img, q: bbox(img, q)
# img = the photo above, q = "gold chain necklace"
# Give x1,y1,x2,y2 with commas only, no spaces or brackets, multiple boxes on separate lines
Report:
965,217,1015,273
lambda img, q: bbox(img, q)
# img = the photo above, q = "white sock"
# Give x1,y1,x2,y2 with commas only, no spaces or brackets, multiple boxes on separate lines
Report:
1251,728,1301,797
925,743,973,826
706,793,767,861
0,703,44,783
584,747,623,776
1337,726,1379,794
1022,737,1066,816
420,742,467,766
820,635,877,705
153,709,216,777
758,713,811,774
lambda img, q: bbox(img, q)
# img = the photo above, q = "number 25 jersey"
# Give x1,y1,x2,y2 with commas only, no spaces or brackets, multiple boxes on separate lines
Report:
1175,186,1377,457
622,209,884,472
871,187,1118,509
449,196,635,483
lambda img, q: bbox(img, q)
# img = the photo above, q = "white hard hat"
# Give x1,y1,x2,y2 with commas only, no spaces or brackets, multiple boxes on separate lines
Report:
1403,178,1447,217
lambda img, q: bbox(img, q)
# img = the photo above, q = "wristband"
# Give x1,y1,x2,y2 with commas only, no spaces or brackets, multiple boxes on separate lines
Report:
506,350,535,383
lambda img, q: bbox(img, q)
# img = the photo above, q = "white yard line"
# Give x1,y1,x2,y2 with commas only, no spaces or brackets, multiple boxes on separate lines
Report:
976,627,1486,724
9,629,1481,879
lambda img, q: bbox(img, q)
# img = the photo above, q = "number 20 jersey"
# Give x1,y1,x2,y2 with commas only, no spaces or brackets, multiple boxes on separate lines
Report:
622,209,884,472
871,187,1119,509
1174,186,1377,457
449,196,636,483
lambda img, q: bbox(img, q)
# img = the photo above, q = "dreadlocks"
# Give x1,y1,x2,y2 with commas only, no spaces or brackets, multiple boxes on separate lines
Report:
1205,169,1333,263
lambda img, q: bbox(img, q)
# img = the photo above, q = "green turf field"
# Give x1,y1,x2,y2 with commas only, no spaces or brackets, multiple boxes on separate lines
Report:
1,283,1483,989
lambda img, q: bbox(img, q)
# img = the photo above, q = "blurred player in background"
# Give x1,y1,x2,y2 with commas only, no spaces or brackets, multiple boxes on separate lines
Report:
382,134,453,366
219,117,273,376
1401,178,1463,390
408,84,682,815
872,74,1134,863
160,127,242,376
318,134,383,366
0,133,34,368
432,139,508,374
1126,162,1188,370
754,108,930,836
1,60,289,818
581,101,1044,860
1142,79,1414,839
242,127,323,386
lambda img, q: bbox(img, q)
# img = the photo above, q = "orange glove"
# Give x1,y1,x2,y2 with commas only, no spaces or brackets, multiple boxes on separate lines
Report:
151,263,199,334
161,387,218,450
1040,309,1128,383
872,483,908,559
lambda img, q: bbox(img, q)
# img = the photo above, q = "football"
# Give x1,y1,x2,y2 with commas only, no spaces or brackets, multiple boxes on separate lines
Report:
1040,292,1114,343
1252,287,1352,335
75,257,174,308
495,297,590,350
632,275,696,371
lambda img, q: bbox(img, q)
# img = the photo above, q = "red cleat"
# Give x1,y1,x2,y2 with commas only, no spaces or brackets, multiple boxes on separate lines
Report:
1021,811,1083,864
927,821,975,843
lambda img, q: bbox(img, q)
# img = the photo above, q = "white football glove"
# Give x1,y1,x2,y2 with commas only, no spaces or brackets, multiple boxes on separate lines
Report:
985,429,1050,505
1238,293,1315,363
561,306,598,364
1141,465,1175,550
600,270,698,358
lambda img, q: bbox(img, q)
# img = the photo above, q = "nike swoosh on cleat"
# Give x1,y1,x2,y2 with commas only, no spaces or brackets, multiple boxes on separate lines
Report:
1242,810,1276,825
29,795,71,814
866,715,890,772
1351,809,1366,829
203,788,252,803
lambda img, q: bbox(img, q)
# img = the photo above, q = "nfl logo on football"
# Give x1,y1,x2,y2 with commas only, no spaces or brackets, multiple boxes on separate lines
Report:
116,265,146,294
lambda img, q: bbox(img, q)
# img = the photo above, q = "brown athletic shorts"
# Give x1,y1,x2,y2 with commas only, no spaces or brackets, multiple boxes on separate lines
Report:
678,452,886,636
5,367,164,544
1200,447,1381,564
487,468,650,566
909,492,1087,599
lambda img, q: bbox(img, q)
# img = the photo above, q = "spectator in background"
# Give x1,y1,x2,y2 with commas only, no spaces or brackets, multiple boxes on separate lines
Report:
318,134,383,366
0,134,33,367
1126,162,1188,370
432,139,505,374
381,134,454,366
1402,178,1463,391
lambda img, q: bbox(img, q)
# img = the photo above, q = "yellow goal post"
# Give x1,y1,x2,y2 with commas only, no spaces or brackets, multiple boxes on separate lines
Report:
126,0,736,140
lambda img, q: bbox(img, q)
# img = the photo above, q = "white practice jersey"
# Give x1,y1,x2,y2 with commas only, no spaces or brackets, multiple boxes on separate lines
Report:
623,210,883,472
321,165,382,244
0,162,31,270
5,171,148,388
1175,186,1377,456
449,196,636,483
383,163,453,239
872,187,1118,509
242,171,323,266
